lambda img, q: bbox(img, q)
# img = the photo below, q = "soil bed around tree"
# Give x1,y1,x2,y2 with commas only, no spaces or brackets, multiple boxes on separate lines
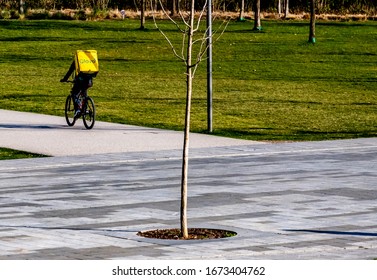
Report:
137,228,237,240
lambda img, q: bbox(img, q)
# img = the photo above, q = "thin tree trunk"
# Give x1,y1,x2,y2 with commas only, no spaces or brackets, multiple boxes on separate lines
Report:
239,0,245,21
309,0,316,43
171,0,177,16
20,0,24,14
253,0,262,31
140,0,145,30
278,0,282,17
181,0,195,240
284,0,289,18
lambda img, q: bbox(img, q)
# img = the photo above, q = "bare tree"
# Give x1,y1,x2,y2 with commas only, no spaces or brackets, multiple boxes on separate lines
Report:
278,0,282,17
140,0,146,30
152,0,227,238
238,0,245,21
20,0,25,14
309,0,316,43
284,0,289,18
253,0,262,31
170,0,177,16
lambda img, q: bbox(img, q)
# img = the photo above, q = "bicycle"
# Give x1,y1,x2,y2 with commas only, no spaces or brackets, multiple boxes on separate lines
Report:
63,80,96,130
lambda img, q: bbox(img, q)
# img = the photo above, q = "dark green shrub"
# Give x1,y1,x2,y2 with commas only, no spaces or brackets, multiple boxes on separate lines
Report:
75,9,87,20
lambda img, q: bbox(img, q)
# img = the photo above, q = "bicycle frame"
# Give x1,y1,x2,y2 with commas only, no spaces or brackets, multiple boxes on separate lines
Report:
64,76,96,129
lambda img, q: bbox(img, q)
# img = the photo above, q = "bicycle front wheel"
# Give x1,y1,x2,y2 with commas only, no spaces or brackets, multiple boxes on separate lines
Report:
65,94,76,126
83,96,95,129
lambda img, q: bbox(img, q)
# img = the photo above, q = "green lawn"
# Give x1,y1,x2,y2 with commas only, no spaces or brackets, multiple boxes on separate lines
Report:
0,147,46,160
0,18,376,141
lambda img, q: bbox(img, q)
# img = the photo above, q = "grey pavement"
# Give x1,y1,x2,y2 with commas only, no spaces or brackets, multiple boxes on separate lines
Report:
0,109,258,156
0,109,377,260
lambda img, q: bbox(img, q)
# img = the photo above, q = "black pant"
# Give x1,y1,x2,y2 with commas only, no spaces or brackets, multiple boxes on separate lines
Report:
71,75,93,110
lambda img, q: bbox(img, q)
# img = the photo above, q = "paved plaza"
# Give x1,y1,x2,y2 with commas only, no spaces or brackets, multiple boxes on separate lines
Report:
0,110,376,259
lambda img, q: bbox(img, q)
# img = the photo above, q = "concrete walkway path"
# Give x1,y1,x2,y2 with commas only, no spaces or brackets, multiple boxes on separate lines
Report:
0,109,258,156
0,109,377,260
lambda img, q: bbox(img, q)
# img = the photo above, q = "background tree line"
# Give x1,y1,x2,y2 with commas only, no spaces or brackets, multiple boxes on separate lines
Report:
0,0,376,15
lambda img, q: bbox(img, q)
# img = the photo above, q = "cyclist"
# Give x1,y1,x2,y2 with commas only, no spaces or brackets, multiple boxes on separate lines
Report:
60,61,94,119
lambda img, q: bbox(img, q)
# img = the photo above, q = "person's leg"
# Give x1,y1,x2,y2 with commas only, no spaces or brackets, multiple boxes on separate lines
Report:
71,83,81,118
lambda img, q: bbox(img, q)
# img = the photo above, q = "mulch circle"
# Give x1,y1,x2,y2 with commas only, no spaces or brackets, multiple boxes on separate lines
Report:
137,228,237,240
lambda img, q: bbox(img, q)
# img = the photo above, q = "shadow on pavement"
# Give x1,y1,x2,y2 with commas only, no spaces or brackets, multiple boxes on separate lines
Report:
285,229,377,237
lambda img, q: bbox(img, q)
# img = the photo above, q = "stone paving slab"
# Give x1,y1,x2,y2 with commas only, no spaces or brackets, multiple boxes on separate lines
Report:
0,138,376,259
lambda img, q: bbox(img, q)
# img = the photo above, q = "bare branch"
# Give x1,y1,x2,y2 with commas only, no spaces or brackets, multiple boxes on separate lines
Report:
151,0,185,62
190,18,230,77
151,0,230,76
181,31,187,64
193,1,208,32
212,18,230,44
178,9,190,28
157,0,186,33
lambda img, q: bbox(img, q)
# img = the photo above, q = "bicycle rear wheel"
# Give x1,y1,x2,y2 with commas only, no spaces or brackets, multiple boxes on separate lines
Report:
65,94,76,126
82,96,95,129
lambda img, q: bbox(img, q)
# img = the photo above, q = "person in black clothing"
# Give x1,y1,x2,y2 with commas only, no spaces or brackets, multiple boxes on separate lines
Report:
60,61,75,83
60,61,94,118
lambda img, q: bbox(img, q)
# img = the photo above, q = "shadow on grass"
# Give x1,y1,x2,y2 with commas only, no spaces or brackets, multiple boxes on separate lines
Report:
226,20,377,35
0,19,161,34
213,128,377,141
0,147,47,160
0,51,143,64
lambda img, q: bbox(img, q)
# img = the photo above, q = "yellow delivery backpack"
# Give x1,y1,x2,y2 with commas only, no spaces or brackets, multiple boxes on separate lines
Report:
74,50,99,76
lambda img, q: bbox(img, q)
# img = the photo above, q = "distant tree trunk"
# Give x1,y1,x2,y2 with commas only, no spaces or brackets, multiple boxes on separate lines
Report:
278,0,282,17
20,0,24,14
253,0,262,31
140,0,145,30
238,0,245,21
309,0,316,43
170,0,177,16
284,0,289,18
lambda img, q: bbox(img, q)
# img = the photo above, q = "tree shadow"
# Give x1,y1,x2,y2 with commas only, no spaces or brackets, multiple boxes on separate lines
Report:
0,224,135,233
0,124,64,129
0,19,153,33
285,229,377,237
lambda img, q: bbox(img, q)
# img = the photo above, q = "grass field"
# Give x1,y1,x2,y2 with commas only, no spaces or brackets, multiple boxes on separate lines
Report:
0,147,46,160
0,18,376,141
